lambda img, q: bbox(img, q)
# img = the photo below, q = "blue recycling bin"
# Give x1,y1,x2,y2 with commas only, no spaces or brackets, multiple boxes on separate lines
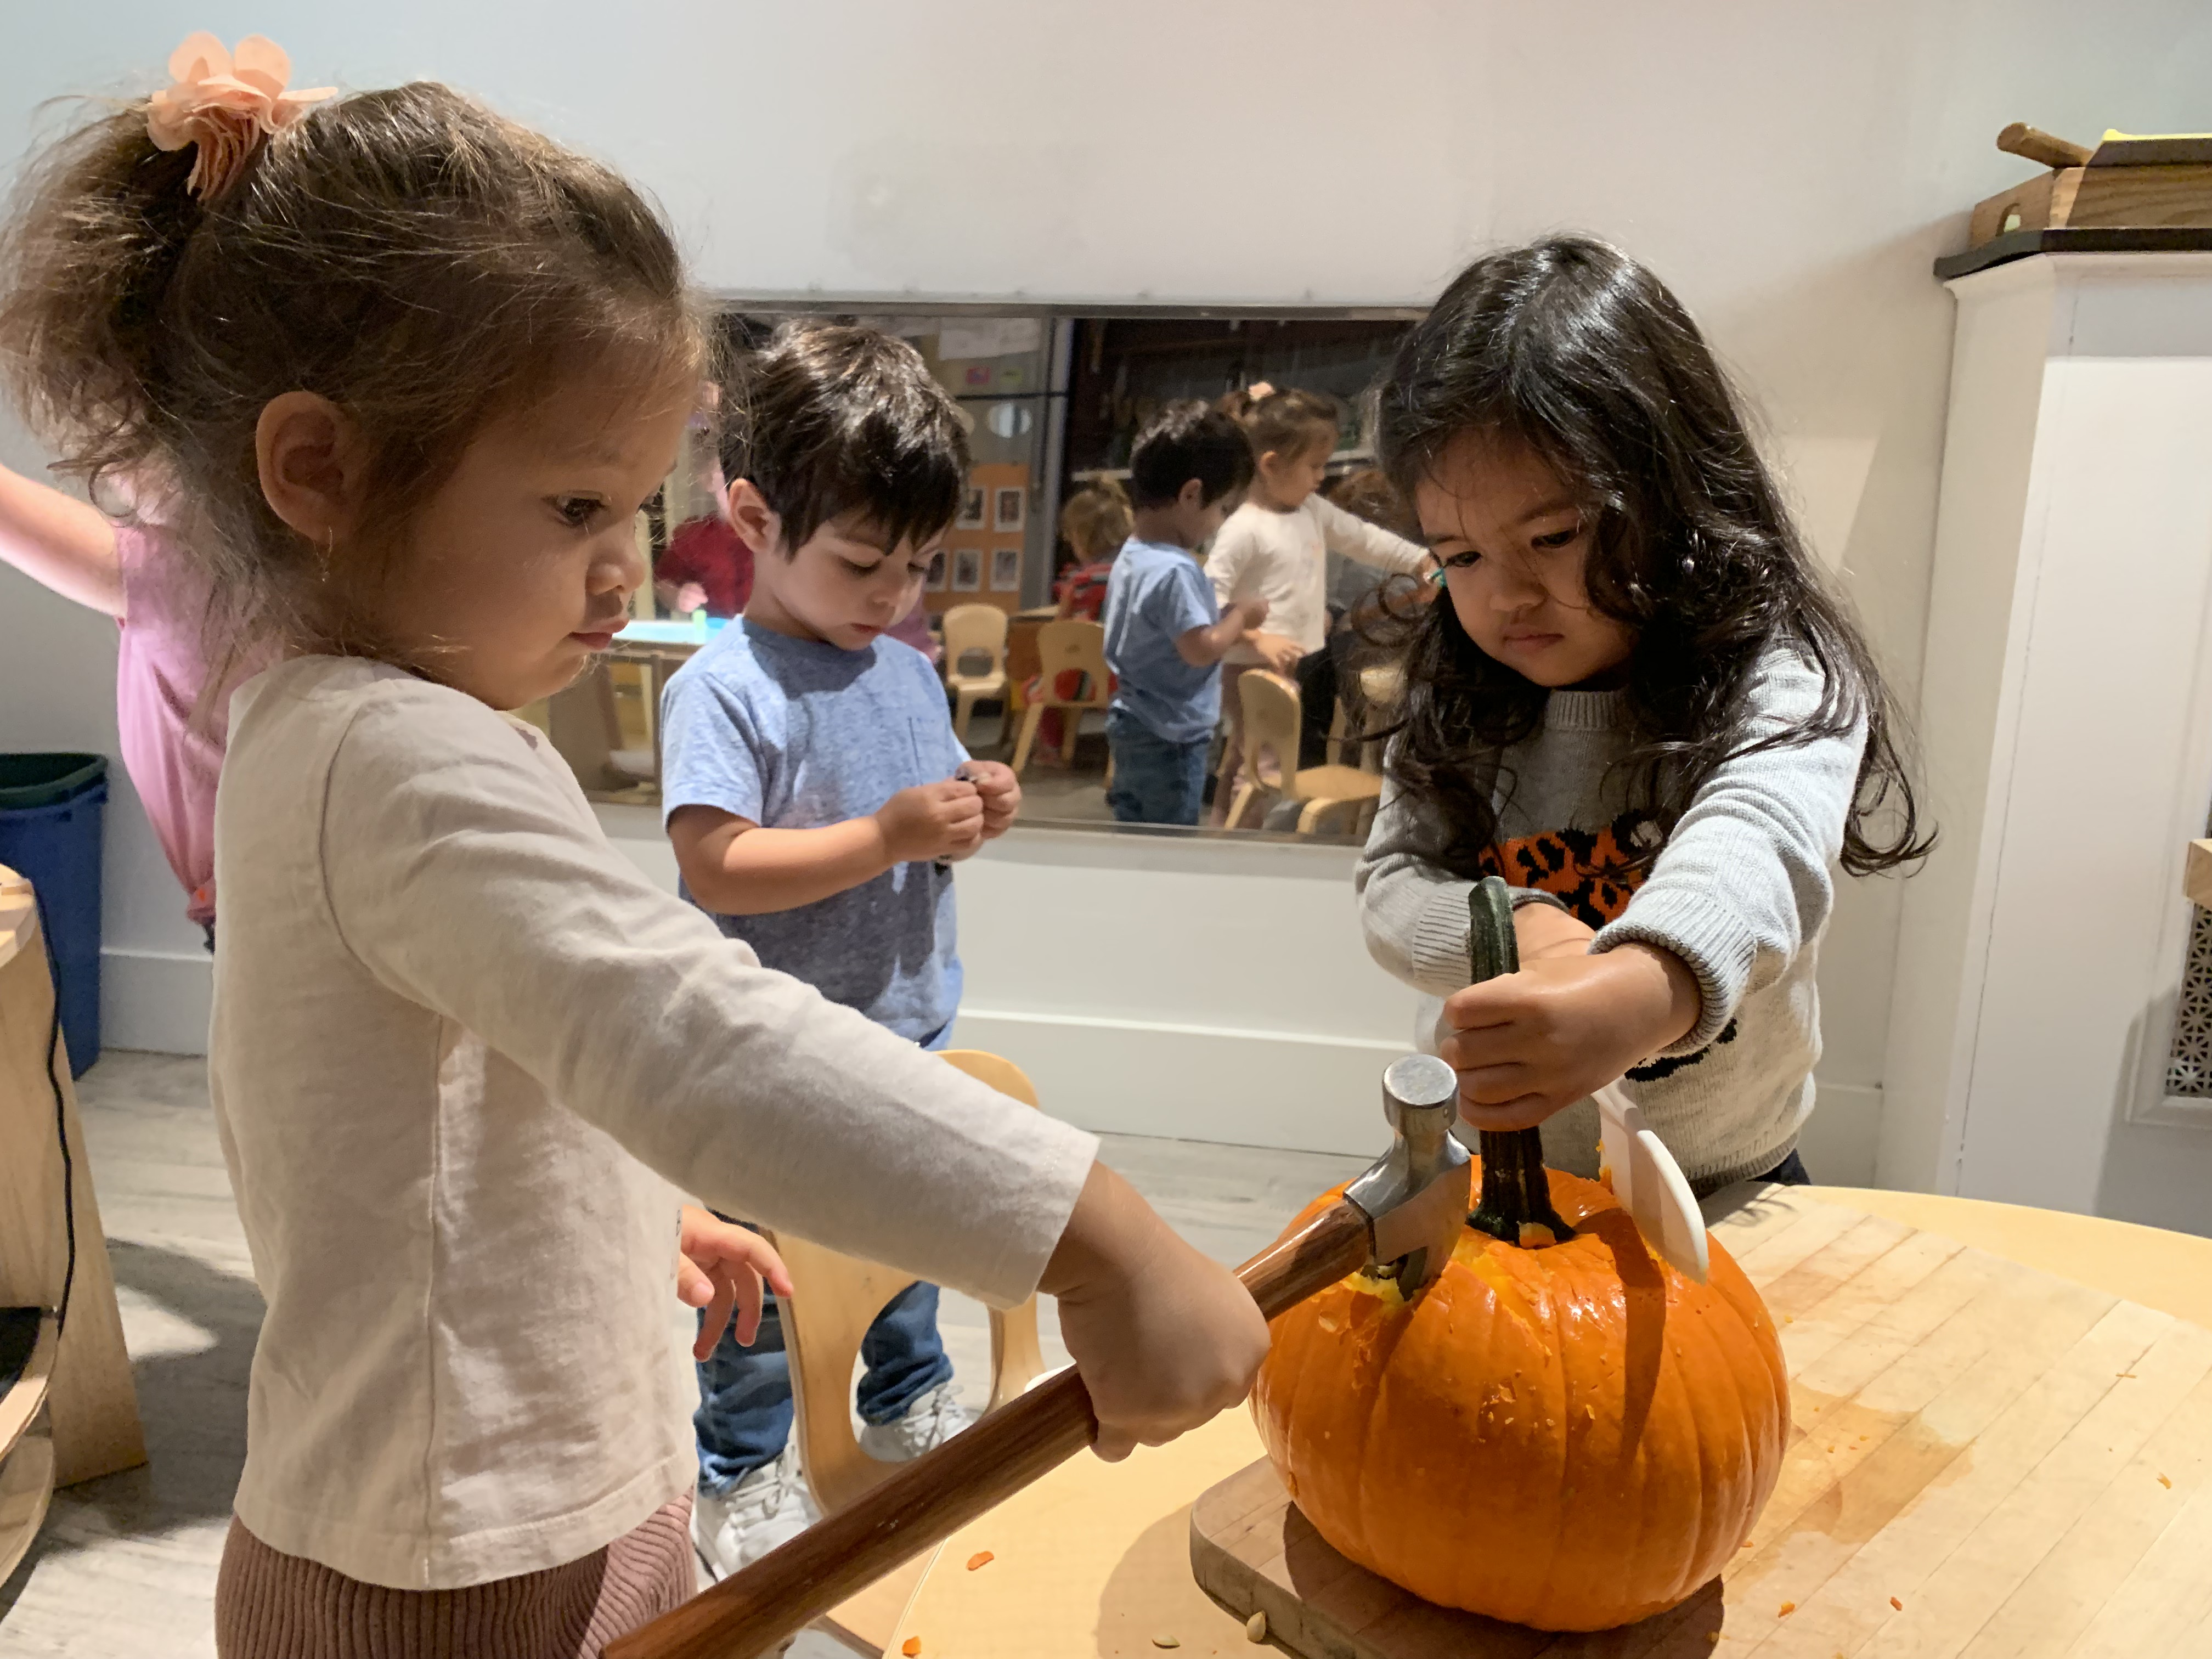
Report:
0,753,109,1077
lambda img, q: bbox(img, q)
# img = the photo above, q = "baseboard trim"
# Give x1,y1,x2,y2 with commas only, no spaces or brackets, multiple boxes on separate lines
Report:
99,946,211,1057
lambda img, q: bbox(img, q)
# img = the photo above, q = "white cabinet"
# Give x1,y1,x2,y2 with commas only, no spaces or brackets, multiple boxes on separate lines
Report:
1881,252,2212,1232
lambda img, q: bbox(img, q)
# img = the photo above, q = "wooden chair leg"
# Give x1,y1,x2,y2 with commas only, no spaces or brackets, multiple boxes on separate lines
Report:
1010,703,1047,773
1227,781,1256,830
1297,796,1351,836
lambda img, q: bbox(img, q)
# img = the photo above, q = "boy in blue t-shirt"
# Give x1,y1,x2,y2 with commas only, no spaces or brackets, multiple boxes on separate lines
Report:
659,323,1021,1578
1101,400,1267,825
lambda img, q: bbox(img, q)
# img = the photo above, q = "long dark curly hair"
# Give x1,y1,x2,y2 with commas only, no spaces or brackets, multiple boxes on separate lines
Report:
1362,235,1929,879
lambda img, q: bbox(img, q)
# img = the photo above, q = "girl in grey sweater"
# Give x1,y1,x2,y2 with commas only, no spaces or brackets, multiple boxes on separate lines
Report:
1353,236,1929,1194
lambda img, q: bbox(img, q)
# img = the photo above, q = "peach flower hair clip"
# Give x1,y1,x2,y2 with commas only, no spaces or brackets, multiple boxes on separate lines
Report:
145,32,334,200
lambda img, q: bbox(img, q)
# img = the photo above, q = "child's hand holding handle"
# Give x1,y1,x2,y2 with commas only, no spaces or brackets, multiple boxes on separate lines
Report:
1040,1161,1269,1461
1437,900,1702,1131
676,1205,795,1362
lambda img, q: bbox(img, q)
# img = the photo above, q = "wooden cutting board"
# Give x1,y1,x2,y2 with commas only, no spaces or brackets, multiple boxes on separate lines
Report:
1189,1187,2212,1658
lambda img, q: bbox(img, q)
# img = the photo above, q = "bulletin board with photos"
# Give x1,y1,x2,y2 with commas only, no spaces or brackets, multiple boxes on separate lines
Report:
657,303,1424,843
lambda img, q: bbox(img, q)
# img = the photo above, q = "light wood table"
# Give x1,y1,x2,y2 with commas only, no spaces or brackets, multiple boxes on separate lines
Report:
881,1184,2212,1658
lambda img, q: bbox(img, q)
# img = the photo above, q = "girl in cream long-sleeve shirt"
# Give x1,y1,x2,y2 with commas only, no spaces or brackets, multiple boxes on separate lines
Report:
3,60,1266,1655
1205,388,1430,822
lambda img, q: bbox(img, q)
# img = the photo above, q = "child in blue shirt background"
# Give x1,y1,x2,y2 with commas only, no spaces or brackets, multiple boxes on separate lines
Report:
1101,400,1267,825
659,323,1022,1577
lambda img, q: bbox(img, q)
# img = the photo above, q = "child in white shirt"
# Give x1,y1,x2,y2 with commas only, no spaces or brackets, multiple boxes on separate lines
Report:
0,43,1267,1658
1206,386,1432,822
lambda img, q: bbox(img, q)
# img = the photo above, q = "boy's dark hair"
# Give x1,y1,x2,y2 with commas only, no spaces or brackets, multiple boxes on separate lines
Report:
1126,399,1253,510
721,322,969,556
1363,233,1930,879
0,81,701,681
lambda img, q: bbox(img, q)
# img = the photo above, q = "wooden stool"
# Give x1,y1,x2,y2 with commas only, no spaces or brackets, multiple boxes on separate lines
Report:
0,864,146,1581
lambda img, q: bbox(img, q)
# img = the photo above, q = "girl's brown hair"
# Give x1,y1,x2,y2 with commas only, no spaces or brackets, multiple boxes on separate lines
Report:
0,78,704,673
1058,476,1132,563
1218,385,1340,462
1365,234,1929,878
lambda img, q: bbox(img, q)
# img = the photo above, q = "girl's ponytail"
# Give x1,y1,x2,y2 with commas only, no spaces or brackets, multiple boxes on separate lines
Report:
0,43,701,679
0,105,205,502
1217,382,1341,462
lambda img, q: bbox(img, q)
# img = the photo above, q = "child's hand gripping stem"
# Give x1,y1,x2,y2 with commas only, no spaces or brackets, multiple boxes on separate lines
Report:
1438,894,1702,1132
676,1205,795,1362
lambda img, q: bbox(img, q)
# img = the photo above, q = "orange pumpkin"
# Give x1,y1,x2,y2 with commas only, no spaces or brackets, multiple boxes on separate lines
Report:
1252,1162,1787,1632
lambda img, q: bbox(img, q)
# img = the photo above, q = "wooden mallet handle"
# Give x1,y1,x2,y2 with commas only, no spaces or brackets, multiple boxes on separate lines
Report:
606,1202,1369,1659
1998,122,2093,170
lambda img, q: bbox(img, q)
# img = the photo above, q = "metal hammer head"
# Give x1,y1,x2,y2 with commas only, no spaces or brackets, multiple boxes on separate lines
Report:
1341,1054,1471,1294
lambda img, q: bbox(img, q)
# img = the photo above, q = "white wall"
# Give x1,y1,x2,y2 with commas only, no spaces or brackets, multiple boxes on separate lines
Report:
2,2,2208,1182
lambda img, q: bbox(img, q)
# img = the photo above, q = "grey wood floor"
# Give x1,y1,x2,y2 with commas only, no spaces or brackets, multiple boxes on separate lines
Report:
0,1051,1367,1658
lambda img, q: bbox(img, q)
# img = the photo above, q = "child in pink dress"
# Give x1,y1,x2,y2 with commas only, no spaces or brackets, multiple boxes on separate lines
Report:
0,463,267,944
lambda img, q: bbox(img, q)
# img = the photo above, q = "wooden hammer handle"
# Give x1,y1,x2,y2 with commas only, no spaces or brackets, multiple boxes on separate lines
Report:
1999,122,2093,171
607,1201,1369,1659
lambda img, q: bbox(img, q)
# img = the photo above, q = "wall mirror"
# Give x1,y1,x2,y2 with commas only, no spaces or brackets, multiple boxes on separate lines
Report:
543,302,1428,849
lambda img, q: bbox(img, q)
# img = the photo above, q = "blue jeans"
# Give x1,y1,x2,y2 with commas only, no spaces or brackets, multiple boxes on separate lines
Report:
693,1019,956,1494
693,1279,953,1494
1105,710,1210,826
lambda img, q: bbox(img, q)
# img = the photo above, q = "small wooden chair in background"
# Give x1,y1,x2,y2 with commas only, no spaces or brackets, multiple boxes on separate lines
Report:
939,605,1009,747
1009,620,1111,772
765,1048,1054,1654
1223,670,1383,836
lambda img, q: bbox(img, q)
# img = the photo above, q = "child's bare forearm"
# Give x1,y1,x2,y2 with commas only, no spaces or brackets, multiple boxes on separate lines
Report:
0,463,124,617
686,819,894,915
1176,614,1246,668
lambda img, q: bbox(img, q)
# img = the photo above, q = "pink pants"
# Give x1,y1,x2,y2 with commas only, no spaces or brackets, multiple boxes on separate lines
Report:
213,1494,694,1659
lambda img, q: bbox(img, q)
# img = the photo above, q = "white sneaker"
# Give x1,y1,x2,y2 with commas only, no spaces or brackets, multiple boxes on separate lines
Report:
857,1380,980,1463
691,1443,819,1583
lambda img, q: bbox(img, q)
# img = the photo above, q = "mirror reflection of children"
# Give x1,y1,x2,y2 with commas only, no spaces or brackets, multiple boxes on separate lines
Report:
652,402,753,619
1023,478,1134,764
1099,403,1265,826
1205,386,1434,822
658,323,1024,1577
1356,235,1931,1195
0,45,1269,1655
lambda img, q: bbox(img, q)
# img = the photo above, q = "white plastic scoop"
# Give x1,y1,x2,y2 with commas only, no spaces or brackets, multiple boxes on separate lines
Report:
1594,1080,1707,1282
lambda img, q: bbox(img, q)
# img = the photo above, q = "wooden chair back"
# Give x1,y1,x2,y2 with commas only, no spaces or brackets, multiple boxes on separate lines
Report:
1236,669,1303,792
940,605,1008,685
764,1049,1051,1518
1032,620,1111,707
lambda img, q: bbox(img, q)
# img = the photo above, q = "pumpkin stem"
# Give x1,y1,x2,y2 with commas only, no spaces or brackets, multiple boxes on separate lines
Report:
1463,877,1574,1247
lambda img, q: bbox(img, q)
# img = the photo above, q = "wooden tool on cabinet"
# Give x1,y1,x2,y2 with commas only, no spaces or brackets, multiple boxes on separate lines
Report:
606,1054,1473,1659
1970,121,2212,249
